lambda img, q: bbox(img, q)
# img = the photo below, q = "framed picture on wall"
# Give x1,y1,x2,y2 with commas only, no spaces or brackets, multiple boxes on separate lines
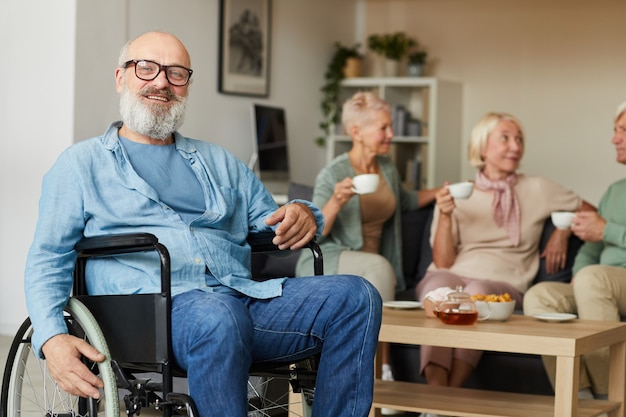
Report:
218,0,272,97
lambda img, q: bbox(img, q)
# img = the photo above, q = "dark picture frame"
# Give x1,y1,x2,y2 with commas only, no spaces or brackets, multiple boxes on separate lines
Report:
218,0,272,97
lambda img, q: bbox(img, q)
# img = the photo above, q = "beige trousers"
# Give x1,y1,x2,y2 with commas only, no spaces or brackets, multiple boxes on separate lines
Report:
337,251,396,302
523,265,626,395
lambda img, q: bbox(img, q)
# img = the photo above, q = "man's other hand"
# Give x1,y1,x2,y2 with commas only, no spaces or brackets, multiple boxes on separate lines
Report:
571,211,606,242
265,203,317,250
42,334,105,399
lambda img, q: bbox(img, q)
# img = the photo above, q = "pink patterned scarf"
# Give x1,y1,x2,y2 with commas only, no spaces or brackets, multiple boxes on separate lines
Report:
474,170,521,246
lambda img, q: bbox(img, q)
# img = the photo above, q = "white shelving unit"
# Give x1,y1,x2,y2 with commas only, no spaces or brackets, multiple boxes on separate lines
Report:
326,77,463,189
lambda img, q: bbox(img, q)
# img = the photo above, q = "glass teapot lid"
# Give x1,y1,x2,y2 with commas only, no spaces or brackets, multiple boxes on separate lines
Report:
446,285,472,303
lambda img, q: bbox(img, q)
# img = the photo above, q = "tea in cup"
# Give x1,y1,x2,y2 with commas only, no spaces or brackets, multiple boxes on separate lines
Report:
447,181,474,199
551,211,575,230
352,174,380,195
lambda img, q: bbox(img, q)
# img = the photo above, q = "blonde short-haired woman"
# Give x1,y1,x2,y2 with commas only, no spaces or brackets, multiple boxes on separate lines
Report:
415,111,595,394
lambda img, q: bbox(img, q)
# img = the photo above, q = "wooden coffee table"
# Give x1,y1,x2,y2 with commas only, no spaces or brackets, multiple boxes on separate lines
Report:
371,308,626,417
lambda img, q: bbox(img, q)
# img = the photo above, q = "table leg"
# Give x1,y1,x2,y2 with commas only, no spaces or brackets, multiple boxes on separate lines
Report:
369,344,383,417
608,340,626,417
554,355,580,417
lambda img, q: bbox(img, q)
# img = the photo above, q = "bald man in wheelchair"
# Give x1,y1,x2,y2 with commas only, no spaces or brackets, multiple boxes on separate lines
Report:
24,31,382,417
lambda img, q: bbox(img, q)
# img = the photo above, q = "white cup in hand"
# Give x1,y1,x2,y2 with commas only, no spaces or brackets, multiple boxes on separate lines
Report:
447,181,474,199
352,174,379,195
551,211,575,229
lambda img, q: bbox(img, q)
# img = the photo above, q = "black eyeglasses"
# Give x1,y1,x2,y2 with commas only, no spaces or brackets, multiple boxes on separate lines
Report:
123,59,193,86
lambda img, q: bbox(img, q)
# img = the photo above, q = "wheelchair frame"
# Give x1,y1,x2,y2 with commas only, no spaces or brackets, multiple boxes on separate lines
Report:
1,231,322,417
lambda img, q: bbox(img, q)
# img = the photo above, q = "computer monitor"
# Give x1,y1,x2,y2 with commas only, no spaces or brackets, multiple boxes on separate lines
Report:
249,104,290,186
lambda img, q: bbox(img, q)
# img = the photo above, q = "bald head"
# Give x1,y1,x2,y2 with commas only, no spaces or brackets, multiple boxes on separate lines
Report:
118,31,191,69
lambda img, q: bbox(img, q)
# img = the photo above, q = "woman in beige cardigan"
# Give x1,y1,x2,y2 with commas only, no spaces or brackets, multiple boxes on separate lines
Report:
415,112,595,399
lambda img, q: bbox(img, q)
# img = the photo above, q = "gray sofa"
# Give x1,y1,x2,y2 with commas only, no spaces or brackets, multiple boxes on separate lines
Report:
252,182,584,395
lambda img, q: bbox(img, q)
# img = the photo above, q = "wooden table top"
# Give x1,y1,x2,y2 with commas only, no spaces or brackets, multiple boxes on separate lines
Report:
380,307,626,357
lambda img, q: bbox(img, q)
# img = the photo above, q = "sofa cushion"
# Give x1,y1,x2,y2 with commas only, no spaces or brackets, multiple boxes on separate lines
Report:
287,182,314,201
401,205,434,292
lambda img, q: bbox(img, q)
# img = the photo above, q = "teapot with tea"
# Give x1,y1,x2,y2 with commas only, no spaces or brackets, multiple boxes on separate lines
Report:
435,286,490,324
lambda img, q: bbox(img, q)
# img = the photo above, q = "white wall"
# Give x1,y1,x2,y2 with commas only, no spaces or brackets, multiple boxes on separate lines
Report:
0,0,359,334
364,0,626,204
0,1,77,334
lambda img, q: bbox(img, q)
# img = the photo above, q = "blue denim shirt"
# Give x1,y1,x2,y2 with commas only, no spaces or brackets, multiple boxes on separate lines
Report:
24,121,324,354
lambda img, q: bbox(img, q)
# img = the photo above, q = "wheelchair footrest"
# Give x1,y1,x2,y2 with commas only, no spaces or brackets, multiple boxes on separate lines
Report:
165,393,200,417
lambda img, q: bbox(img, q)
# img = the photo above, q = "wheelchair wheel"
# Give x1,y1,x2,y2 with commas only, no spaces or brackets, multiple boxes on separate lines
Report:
247,379,313,417
1,298,120,417
247,361,315,417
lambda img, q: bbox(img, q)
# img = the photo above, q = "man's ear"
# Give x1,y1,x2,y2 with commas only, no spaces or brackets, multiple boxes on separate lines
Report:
115,68,124,93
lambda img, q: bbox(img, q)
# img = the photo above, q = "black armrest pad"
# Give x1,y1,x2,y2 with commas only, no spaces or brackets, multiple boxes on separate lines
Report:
75,233,158,254
247,231,280,253
248,230,324,276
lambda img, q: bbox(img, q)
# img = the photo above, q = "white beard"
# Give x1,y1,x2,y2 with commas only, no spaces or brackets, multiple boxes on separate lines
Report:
119,85,187,140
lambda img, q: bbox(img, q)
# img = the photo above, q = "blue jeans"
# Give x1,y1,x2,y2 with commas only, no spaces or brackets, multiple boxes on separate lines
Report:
170,274,382,417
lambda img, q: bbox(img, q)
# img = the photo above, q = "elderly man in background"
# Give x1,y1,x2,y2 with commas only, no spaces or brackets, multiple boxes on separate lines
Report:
524,101,626,400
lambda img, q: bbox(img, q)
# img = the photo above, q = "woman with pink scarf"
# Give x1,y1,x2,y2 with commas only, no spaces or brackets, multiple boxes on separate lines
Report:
415,112,595,396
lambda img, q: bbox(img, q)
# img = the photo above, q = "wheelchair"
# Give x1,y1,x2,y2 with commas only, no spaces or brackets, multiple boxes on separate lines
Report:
1,231,322,417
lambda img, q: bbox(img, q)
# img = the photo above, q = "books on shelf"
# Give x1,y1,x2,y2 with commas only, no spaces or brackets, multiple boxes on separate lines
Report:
405,157,422,190
391,105,421,137
392,105,408,136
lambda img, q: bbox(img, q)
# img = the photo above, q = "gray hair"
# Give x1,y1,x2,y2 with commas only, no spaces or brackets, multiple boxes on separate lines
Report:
341,91,391,133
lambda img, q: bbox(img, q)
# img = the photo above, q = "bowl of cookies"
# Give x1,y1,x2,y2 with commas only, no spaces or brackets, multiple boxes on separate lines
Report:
471,293,516,321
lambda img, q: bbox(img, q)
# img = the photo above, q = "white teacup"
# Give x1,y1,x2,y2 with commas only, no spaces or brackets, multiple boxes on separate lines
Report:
551,211,575,230
447,181,474,199
352,174,380,195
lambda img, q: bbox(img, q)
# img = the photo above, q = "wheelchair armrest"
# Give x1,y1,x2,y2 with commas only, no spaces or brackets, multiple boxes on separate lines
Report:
75,233,159,255
73,230,323,297
74,233,171,297
247,231,323,276
246,230,281,253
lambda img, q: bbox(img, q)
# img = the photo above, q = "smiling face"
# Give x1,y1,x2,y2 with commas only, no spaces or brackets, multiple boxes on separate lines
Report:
481,119,524,180
612,112,626,165
115,32,191,144
352,109,394,156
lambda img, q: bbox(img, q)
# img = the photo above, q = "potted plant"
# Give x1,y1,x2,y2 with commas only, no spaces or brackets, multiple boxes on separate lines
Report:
407,49,428,77
367,32,416,76
339,43,363,79
316,42,362,147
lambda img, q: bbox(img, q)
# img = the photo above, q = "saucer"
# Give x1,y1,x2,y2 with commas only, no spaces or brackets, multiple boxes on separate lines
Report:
383,301,423,310
533,313,577,322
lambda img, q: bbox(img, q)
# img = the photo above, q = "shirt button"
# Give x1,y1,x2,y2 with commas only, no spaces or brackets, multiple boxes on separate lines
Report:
190,226,194,231
194,258,202,263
